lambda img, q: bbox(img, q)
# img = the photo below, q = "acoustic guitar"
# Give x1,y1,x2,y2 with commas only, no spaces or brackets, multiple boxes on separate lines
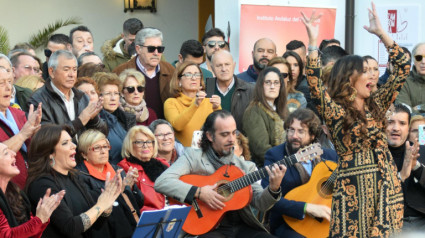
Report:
171,143,323,235
283,160,337,238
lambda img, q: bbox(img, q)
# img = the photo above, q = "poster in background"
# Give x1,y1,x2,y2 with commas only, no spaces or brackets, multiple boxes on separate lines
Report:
239,5,337,72
375,5,420,75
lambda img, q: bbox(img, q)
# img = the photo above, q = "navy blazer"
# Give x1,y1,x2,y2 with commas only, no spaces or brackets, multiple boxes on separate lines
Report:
261,142,338,237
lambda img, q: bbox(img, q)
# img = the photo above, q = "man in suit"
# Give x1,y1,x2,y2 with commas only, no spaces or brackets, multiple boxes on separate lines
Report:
155,110,286,237
386,103,425,232
261,108,338,237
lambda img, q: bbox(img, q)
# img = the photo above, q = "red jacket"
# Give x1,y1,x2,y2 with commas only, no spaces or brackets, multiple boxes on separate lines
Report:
0,107,28,189
0,209,48,238
118,157,169,212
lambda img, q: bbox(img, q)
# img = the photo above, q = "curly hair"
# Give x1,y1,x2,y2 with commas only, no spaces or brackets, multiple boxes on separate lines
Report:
327,55,384,138
284,108,322,142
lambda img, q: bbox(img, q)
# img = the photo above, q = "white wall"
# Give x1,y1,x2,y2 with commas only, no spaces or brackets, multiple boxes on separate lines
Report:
0,0,198,62
214,0,346,68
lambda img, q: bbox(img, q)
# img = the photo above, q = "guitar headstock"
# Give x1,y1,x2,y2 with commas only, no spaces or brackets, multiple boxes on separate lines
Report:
295,143,323,163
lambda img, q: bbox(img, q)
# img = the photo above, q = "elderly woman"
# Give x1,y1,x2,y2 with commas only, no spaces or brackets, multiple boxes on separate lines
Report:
118,69,157,126
76,129,143,238
118,126,169,212
26,124,122,238
148,119,185,165
75,77,99,103
243,67,287,167
268,57,307,113
14,75,45,92
93,72,136,165
0,142,64,238
0,54,42,189
164,61,221,147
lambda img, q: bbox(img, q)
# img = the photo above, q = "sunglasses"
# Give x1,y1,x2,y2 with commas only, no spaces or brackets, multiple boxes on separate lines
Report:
281,73,289,78
142,45,165,53
415,55,425,62
206,40,226,49
124,86,144,93
44,49,52,57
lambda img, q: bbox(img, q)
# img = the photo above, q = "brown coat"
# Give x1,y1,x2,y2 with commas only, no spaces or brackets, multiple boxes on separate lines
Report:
113,57,175,103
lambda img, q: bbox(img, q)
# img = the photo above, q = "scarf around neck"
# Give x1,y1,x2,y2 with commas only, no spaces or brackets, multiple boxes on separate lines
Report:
205,146,235,170
119,97,149,123
84,160,116,181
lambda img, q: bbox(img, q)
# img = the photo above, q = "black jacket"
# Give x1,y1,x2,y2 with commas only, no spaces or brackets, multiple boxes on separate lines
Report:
27,79,108,137
77,163,144,238
229,76,254,132
390,144,425,217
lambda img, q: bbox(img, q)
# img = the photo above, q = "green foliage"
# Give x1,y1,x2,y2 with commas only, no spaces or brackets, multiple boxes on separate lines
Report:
0,26,10,55
29,17,82,49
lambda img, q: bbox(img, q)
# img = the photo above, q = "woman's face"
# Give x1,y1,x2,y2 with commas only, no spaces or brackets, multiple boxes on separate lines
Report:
352,61,374,100
0,77,12,113
286,56,300,81
0,143,19,179
77,83,98,103
123,76,144,106
84,139,110,168
51,131,77,175
263,71,281,103
271,63,289,89
101,84,120,113
180,65,202,95
132,132,154,162
154,124,175,154
367,59,379,90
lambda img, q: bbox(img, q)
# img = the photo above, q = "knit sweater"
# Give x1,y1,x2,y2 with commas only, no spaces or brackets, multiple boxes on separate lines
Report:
164,93,221,146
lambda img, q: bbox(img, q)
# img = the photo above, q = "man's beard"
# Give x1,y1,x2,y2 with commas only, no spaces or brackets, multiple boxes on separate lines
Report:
287,139,303,155
253,57,269,71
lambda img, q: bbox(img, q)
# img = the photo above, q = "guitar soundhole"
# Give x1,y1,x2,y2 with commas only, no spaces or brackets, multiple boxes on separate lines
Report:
217,183,232,197
317,178,333,198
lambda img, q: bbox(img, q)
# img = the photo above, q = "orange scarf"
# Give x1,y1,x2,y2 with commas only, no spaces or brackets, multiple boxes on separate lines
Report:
84,161,116,181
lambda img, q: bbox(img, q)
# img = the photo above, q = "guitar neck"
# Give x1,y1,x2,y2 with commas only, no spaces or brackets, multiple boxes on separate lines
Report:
227,154,298,193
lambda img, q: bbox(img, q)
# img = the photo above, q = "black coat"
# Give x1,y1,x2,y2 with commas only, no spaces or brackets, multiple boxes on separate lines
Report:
77,162,144,238
27,79,108,137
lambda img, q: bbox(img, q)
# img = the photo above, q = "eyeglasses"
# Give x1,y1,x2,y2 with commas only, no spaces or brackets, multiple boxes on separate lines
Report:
206,40,226,49
142,45,165,53
180,72,202,79
44,49,52,58
155,132,174,140
415,55,425,62
264,80,280,87
124,86,144,94
281,73,289,79
287,128,306,138
101,91,120,98
90,145,111,152
133,140,154,148
23,65,40,73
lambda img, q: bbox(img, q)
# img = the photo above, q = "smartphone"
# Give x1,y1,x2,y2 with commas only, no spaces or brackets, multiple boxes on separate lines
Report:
205,77,216,98
419,125,425,145
191,130,203,148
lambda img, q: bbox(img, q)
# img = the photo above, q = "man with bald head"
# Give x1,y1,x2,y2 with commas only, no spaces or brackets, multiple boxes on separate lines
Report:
211,50,254,131
237,38,277,83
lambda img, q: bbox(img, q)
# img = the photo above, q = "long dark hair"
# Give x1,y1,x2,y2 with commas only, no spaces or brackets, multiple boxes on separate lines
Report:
283,51,304,87
5,182,30,225
250,67,287,119
327,55,383,136
25,124,72,191
200,110,233,152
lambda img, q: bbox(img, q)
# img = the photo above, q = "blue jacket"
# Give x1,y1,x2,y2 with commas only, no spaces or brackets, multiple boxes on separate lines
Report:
237,65,258,83
261,142,338,237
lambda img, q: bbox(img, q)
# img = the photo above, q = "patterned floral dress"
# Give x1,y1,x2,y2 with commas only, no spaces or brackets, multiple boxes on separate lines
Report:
306,44,411,237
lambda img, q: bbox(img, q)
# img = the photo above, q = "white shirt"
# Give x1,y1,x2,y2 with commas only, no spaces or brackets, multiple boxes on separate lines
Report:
50,81,75,120
216,78,235,96
136,56,160,78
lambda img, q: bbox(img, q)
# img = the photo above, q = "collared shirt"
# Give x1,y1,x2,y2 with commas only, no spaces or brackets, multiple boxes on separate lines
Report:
10,86,16,104
0,108,27,152
216,78,235,96
50,81,75,120
136,56,160,78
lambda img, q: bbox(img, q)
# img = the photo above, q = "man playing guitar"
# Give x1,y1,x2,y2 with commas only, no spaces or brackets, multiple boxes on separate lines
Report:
262,108,338,237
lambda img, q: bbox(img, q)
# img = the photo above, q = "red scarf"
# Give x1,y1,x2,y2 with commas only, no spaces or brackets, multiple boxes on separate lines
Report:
84,161,116,181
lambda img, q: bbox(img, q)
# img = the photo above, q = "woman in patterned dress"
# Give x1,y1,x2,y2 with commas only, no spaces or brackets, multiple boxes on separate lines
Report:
301,3,411,237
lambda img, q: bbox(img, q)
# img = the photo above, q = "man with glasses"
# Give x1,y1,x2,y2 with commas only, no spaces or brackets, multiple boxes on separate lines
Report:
102,18,143,72
397,42,425,109
200,28,226,76
114,28,175,119
42,34,72,80
211,50,254,132
261,108,338,237
237,38,277,83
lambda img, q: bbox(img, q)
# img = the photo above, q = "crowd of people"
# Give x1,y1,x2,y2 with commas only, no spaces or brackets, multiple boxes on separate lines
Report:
0,2,425,237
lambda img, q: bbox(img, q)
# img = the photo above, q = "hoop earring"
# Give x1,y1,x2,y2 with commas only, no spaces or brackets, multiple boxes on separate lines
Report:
349,87,357,102
50,156,55,167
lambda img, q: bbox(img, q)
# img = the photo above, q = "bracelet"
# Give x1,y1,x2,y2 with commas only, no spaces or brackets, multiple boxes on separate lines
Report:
308,45,318,51
197,187,202,199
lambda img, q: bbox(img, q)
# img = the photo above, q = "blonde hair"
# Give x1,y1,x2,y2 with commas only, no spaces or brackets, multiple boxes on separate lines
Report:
92,72,122,92
121,125,158,158
410,115,425,129
118,69,146,89
78,129,108,155
14,75,45,91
